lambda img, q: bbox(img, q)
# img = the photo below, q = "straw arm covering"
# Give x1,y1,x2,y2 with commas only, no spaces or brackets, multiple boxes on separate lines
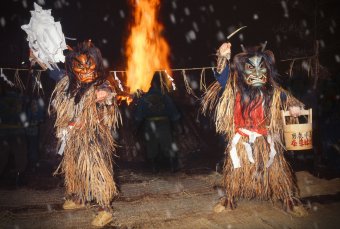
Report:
50,76,121,207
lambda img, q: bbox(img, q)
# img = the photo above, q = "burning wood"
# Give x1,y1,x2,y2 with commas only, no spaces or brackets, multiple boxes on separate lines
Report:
117,94,134,105
125,0,172,93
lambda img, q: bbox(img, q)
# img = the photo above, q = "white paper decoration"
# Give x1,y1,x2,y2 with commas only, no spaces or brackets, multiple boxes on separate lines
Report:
21,3,67,70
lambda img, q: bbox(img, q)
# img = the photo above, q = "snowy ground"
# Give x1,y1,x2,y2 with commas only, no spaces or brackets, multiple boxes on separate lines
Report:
0,169,340,229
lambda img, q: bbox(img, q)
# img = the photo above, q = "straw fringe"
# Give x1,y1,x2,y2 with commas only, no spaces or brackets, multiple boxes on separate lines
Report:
201,76,304,207
223,137,299,203
201,73,236,139
200,81,221,116
49,76,121,207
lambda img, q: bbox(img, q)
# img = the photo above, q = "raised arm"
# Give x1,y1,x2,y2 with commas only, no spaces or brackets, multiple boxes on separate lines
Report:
215,42,231,89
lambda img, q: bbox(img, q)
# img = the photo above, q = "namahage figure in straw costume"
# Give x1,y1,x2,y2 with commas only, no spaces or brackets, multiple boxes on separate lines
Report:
201,42,308,216
49,41,121,226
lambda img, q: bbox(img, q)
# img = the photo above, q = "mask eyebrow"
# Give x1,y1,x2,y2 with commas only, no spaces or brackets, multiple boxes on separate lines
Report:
248,56,263,67
258,59,264,67
246,59,255,67
74,56,86,65
85,55,93,65
74,58,82,64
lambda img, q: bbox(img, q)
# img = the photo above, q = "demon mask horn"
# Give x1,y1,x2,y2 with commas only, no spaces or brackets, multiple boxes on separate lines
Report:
261,41,268,52
240,44,246,53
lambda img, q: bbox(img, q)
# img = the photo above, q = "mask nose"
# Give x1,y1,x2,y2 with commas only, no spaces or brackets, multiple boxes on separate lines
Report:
255,67,260,77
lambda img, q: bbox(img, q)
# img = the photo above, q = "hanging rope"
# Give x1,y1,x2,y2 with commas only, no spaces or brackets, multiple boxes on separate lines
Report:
281,41,320,88
0,68,15,87
199,68,207,92
0,67,45,72
182,70,198,99
164,70,176,91
2,66,215,75
108,66,215,74
32,70,44,95
0,66,217,96
14,69,25,92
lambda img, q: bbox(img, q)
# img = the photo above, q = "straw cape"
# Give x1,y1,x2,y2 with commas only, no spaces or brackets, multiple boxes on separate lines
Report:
49,76,121,207
201,73,304,211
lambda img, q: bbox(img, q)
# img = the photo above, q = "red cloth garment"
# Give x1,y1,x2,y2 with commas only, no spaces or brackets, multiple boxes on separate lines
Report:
234,93,267,136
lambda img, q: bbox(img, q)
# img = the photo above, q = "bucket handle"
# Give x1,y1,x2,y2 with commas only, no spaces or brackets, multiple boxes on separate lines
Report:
281,108,312,125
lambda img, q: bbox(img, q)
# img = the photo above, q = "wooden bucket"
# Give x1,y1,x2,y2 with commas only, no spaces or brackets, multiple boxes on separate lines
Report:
281,109,313,150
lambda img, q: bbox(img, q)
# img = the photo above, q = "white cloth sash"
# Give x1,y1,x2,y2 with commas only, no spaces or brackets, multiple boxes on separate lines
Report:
57,125,74,156
229,128,277,169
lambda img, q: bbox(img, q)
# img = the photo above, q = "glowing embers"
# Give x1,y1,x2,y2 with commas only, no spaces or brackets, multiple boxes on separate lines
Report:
124,0,171,93
117,94,134,105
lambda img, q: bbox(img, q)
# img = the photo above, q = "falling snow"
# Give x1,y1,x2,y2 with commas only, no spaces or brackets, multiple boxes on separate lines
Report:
119,10,125,18
135,142,141,150
185,30,196,42
0,17,6,27
302,19,307,27
53,0,69,9
301,61,310,71
331,19,337,28
124,108,130,118
144,133,150,140
170,14,176,24
216,188,224,197
335,55,340,63
276,35,281,43
150,121,156,131
184,7,190,16
22,0,28,8
171,1,177,10
102,58,109,68
192,22,199,32
320,10,325,18
38,98,44,107
103,15,109,22
171,142,178,151
209,5,214,13
37,0,46,5
281,0,289,18
319,40,325,48
19,112,27,123
238,33,244,41
190,79,198,89
215,20,221,28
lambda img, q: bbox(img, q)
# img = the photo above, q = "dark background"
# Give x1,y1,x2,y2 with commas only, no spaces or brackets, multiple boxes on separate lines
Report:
0,0,339,175
1,0,339,71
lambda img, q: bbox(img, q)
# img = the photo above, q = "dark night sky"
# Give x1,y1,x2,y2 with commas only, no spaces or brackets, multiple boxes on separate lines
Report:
0,0,339,74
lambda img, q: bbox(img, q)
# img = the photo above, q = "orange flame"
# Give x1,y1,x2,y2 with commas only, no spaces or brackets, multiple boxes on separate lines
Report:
125,0,171,93
117,95,134,105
